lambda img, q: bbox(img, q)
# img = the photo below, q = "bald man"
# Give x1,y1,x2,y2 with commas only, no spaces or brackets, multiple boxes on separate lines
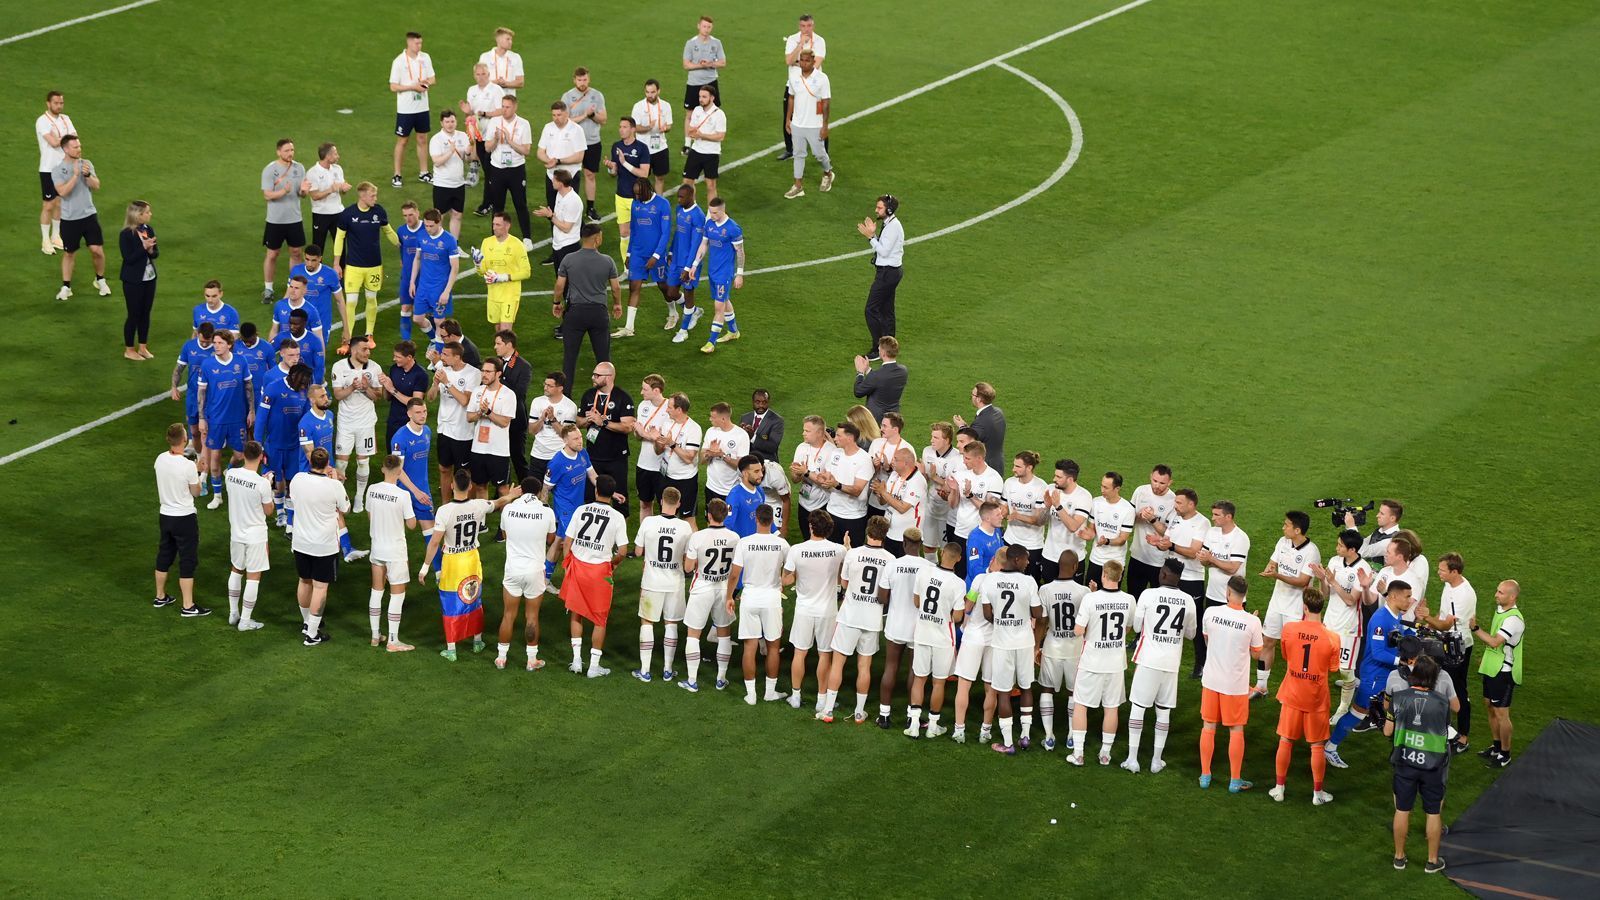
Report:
1470,579,1524,768
577,361,636,507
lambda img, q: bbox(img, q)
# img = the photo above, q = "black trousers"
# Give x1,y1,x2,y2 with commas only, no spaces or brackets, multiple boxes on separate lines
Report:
1126,558,1161,597
865,264,902,354
1192,597,1226,672
311,212,340,251
795,505,823,542
122,277,156,346
1443,650,1473,738
561,303,611,392
475,139,492,210
486,163,533,239
832,514,867,549
156,513,199,578
509,414,529,482
590,456,629,505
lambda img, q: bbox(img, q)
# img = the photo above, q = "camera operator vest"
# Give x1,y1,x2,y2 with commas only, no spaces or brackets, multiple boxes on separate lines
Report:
1389,687,1450,771
1476,606,1524,685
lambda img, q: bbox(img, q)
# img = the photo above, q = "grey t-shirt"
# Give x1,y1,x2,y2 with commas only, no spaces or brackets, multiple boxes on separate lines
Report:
1387,664,1458,706
558,249,618,306
52,159,97,220
683,36,725,86
561,88,606,146
261,160,307,224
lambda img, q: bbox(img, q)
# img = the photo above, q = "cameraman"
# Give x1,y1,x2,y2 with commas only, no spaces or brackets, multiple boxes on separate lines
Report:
1420,552,1475,754
1348,499,1403,564
1470,579,1524,768
1325,579,1411,769
1385,654,1451,874
1384,634,1459,719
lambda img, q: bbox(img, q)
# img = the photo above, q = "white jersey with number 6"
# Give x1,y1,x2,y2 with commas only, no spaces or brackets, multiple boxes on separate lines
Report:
636,515,692,593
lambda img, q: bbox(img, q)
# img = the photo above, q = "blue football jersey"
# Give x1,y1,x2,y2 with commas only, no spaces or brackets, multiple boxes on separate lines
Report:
197,353,251,423
671,203,706,269
177,337,214,411
291,263,341,336
544,449,592,515
702,216,743,283
192,302,240,333
390,423,434,501
413,229,460,298
628,193,672,263
298,408,336,460
278,329,325,384
726,483,766,537
256,378,309,448
272,299,324,340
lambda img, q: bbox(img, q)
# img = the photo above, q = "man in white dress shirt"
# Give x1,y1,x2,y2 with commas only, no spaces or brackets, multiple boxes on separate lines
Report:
856,195,903,357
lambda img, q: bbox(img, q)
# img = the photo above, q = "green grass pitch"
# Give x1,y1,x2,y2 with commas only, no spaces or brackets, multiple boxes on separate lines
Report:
2,0,1597,895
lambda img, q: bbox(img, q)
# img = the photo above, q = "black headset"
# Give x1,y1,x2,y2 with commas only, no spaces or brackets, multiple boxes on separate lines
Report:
878,194,899,216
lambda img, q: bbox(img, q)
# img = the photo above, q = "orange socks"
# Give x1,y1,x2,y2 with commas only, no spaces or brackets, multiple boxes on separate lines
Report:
1199,728,1216,776
1310,744,1327,791
1228,729,1245,780
1275,739,1292,785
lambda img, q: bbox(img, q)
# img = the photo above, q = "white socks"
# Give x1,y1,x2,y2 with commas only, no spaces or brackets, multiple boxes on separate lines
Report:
639,623,655,672
1071,729,1087,753
686,636,702,683
663,622,679,670
240,580,259,623
1128,704,1148,760
306,614,322,639
1000,716,1015,747
1257,662,1271,690
854,693,869,717
227,571,243,619
497,642,511,662
571,638,582,666
745,679,757,703
1153,707,1171,762
354,459,370,503
625,306,638,330
1040,692,1056,739
369,588,384,639
715,636,732,681
387,592,405,642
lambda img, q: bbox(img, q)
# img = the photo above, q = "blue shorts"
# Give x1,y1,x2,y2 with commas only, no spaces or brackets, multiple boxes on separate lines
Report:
553,502,577,536
1355,663,1391,710
398,271,414,305
414,500,435,523
708,280,732,303
395,111,431,137
628,255,668,284
416,284,453,318
184,393,200,424
668,257,701,290
268,446,300,483
204,421,247,452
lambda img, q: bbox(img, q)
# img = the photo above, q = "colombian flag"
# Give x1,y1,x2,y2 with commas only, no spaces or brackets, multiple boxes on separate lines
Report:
438,549,485,642
560,554,616,625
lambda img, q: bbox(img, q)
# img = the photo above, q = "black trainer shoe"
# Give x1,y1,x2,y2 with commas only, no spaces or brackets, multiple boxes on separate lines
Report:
1393,856,1407,871
1450,741,1470,756
152,595,175,608
540,254,556,267
180,604,212,618
875,714,892,729
1488,752,1511,768
303,631,326,647
1352,719,1379,734
1477,746,1500,759
776,151,794,161
419,172,433,184
1424,858,1446,874
390,174,403,188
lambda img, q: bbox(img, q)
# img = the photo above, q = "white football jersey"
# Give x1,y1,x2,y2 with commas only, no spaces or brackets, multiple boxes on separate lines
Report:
885,553,931,639
733,533,789,605
981,571,1041,651
785,539,845,617
1165,512,1209,581
564,502,628,565
702,425,749,496
686,526,739,590
1001,476,1048,550
331,358,384,431
882,471,926,541
365,481,416,562
501,494,556,575
432,362,483,441
1323,556,1371,636
911,566,966,648
435,499,494,555
961,573,994,640
527,395,579,459
1202,525,1251,603
1077,589,1135,674
825,447,875,520
226,467,274,545
949,465,1004,538
636,515,692,593
1088,497,1136,566
836,545,895,630
1129,485,1177,566
1131,586,1197,673
1042,483,1093,566
1268,537,1321,611
920,446,959,512
1041,579,1089,659
791,441,835,511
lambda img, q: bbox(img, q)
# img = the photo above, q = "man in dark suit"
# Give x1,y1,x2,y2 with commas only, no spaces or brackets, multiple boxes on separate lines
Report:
853,336,907,420
493,329,534,481
739,388,789,534
953,381,1005,472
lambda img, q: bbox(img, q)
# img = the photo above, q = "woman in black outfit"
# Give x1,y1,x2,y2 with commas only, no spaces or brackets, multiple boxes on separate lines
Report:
118,200,158,360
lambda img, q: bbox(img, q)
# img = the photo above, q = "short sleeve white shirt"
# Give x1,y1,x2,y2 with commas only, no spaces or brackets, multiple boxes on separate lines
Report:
468,384,517,456
1077,589,1135,674
155,452,200,516
1201,604,1264,695
634,398,669,470
837,546,895,631
1323,556,1371,636
912,567,966,648
305,162,347,216
660,417,703,481
552,190,583,249
331,358,383,432
1042,483,1094,565
226,467,274,544
365,481,416,562
686,527,739,590
1268,537,1321,613
982,572,1041,651
1088,497,1137,566
883,470,926,541
489,115,534,169
1001,476,1048,550
792,441,836,511
785,539,846,616
1131,586,1197,672
825,447,875,520
1438,578,1477,647
564,502,628,564
1129,485,1178,566
527,395,579,459
289,471,350,557
950,465,1004,538
784,31,828,79
36,112,76,172
702,425,750,496
390,51,435,114
733,534,789,605
787,69,832,129
1202,525,1251,603
501,494,555,574
478,49,524,94
687,105,726,155
636,515,692,592
537,121,587,176
432,362,483,441
429,131,472,188
1041,580,1089,658
1165,512,1210,581
631,98,674,153
466,82,506,117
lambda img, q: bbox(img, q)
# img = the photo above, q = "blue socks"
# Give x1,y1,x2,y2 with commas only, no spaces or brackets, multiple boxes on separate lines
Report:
1330,710,1362,746
708,321,723,345
338,527,354,556
210,475,223,496
724,311,738,333
399,309,413,341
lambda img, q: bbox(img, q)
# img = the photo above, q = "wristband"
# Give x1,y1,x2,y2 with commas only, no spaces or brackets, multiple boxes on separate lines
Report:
735,268,745,276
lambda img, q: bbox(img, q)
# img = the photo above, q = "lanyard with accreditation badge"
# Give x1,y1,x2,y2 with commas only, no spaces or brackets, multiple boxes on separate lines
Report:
477,385,504,444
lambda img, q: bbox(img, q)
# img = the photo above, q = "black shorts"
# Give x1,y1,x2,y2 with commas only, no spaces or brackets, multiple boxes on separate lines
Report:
582,143,602,173
831,514,867,549
262,220,306,250
591,457,628,503
60,215,103,252
704,487,727,513
1392,762,1446,815
311,211,340,243
529,454,551,487
438,435,472,470
685,80,719,109
433,185,466,213
395,110,431,137
636,466,664,505
155,513,200,578
883,537,904,558
664,475,699,519
469,451,509,486
1482,670,1516,708
294,550,338,584
39,171,58,202
683,150,720,181
649,149,671,176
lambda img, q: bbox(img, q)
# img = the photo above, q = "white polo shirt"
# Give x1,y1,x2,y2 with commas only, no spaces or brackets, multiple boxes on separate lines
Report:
551,190,583,250
289,471,350,557
630,97,674,154
468,383,517,456
1165,512,1210,582
785,31,828,80
488,114,533,169
478,48,524,95
429,130,471,189
36,112,76,173
305,161,346,216
389,51,435,114
538,120,587,179
660,417,703,481
686,105,726,155
155,452,200,516
465,82,506,118
787,69,832,129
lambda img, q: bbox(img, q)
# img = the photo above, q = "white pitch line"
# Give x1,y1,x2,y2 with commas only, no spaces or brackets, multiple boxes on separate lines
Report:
1,0,1144,467
0,0,162,47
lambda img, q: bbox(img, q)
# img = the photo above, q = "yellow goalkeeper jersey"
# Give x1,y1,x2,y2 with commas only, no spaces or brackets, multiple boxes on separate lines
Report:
478,236,532,306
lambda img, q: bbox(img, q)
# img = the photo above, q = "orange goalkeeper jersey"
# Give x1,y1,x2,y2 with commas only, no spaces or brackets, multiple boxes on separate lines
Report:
1276,619,1341,713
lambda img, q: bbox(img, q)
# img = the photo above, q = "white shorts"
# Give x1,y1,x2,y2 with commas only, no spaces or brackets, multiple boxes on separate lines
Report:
988,646,1036,692
953,635,992,682
760,460,791,496
685,584,734,631
230,540,270,573
790,607,838,651
1074,669,1126,709
640,585,686,623
830,623,880,656
1262,597,1303,639
923,504,950,547
1128,665,1180,709
738,604,783,641
911,643,956,679
370,554,409,586
503,567,545,598
884,603,916,646
1336,627,1360,672
336,425,377,458
1039,653,1081,693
